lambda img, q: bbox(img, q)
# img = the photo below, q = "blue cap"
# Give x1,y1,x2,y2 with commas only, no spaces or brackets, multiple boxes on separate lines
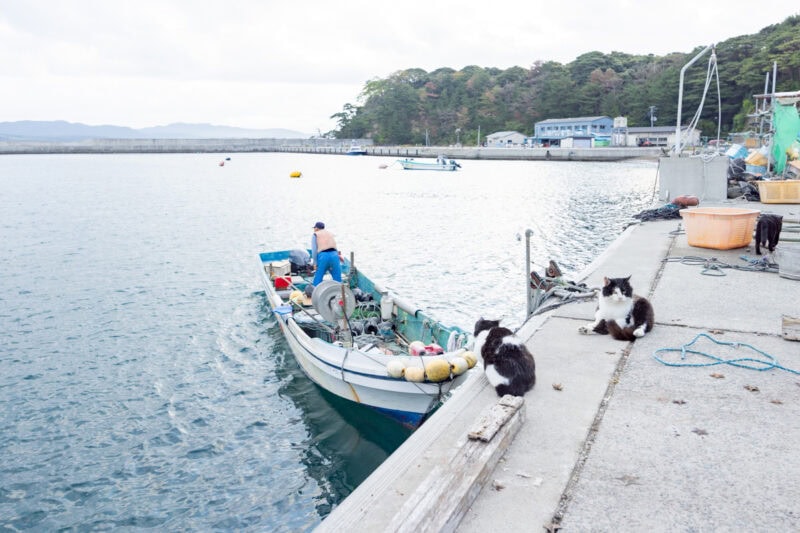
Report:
313,221,325,229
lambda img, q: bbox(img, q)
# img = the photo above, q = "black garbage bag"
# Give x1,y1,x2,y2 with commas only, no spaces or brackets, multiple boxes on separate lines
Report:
727,158,746,180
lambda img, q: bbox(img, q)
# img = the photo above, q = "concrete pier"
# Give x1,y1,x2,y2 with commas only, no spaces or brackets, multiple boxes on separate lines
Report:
316,199,800,532
0,138,660,162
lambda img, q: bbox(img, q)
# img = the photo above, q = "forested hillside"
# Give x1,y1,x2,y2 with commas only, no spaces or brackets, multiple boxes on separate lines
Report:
330,15,800,145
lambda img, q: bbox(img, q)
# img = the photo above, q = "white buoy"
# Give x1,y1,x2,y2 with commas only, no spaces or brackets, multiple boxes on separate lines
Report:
386,359,406,378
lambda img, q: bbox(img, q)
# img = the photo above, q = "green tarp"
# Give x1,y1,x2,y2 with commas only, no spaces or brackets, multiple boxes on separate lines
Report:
772,103,800,174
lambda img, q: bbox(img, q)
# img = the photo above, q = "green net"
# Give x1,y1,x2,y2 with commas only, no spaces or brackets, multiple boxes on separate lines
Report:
772,103,800,174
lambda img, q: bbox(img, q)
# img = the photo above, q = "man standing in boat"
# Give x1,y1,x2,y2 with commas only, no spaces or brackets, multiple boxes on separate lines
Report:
310,221,342,285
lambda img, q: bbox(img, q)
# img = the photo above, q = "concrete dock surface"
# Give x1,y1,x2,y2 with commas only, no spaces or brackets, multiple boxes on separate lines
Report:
317,200,800,532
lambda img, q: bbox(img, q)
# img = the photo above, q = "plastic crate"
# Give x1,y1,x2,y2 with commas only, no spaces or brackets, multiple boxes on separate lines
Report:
745,164,767,175
679,207,760,250
757,180,800,204
267,260,291,278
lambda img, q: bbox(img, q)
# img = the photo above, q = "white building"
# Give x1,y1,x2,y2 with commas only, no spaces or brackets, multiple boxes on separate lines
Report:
626,126,701,148
485,131,527,147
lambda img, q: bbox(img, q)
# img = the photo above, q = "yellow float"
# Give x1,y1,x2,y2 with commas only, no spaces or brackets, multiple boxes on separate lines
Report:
424,358,451,382
289,171,302,178
462,351,478,369
404,366,425,382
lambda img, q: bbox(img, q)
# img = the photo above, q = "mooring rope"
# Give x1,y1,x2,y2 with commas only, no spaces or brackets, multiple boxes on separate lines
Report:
653,332,800,375
662,255,779,275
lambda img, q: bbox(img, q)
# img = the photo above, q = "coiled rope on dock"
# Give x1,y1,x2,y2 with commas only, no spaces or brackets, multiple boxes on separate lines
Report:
662,255,779,275
653,332,800,375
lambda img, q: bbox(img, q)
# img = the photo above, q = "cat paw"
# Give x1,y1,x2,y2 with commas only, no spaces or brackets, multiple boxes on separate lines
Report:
633,327,646,338
578,325,592,335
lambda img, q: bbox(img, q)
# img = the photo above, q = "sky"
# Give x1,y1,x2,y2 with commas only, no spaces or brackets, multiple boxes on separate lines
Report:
1,1,798,135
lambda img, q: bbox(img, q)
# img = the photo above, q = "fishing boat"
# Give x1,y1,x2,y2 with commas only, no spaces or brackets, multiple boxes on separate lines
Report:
346,142,368,156
258,250,475,428
397,155,461,171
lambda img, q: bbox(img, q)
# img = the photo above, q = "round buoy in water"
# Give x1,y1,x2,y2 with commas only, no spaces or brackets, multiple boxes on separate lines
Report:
462,351,478,369
449,356,469,376
290,170,302,178
424,358,451,382
386,359,406,378
404,366,425,382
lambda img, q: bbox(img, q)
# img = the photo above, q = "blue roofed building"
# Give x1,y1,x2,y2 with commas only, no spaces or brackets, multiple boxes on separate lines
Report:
534,116,613,147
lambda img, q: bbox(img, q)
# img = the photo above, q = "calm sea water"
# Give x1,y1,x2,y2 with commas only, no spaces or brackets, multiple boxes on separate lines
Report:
0,153,657,531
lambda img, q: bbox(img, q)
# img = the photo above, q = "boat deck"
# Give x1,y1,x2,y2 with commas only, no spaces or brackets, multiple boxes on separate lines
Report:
266,266,415,357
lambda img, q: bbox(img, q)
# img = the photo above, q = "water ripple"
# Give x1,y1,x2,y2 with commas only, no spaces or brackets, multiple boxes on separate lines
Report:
0,153,658,531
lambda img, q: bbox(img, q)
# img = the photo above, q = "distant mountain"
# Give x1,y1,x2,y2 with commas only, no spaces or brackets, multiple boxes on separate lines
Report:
0,120,310,141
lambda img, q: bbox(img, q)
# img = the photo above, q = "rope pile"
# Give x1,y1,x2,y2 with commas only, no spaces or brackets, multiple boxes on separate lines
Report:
653,332,800,375
662,255,779,275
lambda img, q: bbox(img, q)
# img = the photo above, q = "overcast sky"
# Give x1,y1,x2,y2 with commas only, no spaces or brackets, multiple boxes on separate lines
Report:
1,1,798,135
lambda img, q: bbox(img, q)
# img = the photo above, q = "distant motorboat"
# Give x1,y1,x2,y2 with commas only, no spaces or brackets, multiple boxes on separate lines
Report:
398,155,460,171
346,142,368,156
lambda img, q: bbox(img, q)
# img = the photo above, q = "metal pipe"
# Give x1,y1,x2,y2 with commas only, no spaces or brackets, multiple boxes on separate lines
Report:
772,61,777,95
675,44,714,154
525,229,533,316
767,61,778,173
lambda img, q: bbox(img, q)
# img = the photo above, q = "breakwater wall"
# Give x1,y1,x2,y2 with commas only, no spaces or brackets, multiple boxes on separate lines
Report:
0,138,660,161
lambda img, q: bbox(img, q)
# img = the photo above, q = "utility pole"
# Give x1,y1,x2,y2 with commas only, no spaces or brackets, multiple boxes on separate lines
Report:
649,106,657,128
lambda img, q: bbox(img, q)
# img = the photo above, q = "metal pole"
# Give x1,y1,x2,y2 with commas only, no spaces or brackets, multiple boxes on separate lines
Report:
767,61,778,175
675,44,713,154
525,229,533,317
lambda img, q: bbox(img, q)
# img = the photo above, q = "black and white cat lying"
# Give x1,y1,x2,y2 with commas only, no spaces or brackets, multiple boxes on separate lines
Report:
473,318,536,397
578,276,654,341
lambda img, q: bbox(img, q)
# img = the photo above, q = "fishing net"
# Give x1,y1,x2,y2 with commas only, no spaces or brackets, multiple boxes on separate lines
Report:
632,205,683,222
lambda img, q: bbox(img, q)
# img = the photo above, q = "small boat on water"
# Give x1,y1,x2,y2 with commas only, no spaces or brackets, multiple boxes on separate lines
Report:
346,142,368,156
259,250,474,428
398,155,461,171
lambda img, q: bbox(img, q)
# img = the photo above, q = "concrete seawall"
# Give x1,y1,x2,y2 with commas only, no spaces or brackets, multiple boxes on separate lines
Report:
0,138,661,162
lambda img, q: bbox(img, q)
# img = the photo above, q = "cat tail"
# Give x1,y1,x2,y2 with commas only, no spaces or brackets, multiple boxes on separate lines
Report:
606,320,636,341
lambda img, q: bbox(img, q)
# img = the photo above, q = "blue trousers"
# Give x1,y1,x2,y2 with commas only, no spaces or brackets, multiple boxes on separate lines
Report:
313,250,342,285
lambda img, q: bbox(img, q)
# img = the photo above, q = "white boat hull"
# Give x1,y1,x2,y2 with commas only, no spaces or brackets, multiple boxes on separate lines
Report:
398,158,460,171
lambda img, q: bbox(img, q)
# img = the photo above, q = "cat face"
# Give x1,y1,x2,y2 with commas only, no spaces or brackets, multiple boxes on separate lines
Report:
473,317,500,336
601,276,633,303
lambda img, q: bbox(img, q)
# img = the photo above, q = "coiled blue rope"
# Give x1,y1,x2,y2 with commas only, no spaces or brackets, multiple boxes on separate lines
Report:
653,332,800,375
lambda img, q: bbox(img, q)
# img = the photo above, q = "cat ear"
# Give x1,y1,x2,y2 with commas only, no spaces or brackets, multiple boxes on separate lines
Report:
603,277,610,286
625,275,631,282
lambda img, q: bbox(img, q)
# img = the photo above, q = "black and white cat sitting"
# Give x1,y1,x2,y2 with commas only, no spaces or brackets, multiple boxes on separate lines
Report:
578,276,654,341
755,213,783,263
473,318,536,397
